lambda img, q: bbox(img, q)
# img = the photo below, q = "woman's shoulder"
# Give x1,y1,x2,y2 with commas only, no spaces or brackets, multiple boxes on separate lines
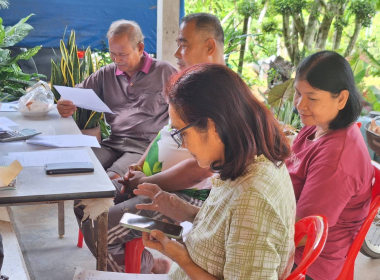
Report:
232,156,295,203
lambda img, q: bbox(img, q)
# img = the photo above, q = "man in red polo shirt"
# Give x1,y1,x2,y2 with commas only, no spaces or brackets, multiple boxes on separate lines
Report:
57,20,177,180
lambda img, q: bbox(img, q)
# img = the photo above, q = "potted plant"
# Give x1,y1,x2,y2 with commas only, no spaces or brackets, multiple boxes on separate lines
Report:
50,30,109,141
267,77,302,146
0,14,46,102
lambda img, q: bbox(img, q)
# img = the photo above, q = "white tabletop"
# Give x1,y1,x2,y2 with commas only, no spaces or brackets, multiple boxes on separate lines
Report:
0,108,115,204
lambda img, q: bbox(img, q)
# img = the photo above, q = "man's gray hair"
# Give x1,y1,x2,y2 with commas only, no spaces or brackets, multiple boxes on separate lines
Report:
107,20,145,47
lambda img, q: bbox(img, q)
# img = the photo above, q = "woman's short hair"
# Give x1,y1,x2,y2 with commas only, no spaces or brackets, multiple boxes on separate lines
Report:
296,50,362,130
165,64,290,181
107,19,144,48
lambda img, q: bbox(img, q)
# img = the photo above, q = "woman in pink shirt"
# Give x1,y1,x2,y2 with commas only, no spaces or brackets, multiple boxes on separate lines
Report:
286,51,373,280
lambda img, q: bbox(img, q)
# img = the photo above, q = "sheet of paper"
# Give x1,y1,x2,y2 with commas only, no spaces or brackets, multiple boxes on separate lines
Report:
0,103,18,112
0,117,18,127
54,86,115,114
26,135,100,148
8,149,91,167
0,160,23,188
73,267,169,280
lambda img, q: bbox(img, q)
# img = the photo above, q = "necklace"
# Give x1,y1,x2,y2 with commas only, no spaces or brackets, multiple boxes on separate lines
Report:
313,131,329,141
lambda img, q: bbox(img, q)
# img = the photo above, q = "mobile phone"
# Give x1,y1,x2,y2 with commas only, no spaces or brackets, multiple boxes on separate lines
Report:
119,213,183,239
44,162,94,175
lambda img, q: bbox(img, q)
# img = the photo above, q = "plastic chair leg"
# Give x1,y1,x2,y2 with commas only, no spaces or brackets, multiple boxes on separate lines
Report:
124,238,144,273
77,229,84,248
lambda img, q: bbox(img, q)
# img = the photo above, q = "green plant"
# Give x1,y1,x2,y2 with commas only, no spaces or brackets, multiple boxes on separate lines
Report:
267,78,302,129
0,14,46,102
50,30,109,135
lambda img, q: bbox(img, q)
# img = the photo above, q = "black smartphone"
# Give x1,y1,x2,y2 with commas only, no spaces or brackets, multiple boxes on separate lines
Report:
44,162,94,175
119,213,183,239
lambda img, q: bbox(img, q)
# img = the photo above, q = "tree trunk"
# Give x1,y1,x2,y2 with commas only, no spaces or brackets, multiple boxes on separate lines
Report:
292,13,305,42
344,18,362,57
237,15,249,75
332,3,347,49
292,20,300,66
316,2,338,49
257,0,268,30
303,0,322,50
282,12,293,63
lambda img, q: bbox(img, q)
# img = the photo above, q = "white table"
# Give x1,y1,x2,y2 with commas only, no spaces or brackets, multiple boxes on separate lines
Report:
0,108,115,270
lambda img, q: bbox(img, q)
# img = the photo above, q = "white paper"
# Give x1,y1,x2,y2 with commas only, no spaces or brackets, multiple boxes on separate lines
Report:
73,267,169,280
0,103,18,112
54,86,115,114
7,149,91,167
0,125,11,132
26,135,100,148
0,117,18,127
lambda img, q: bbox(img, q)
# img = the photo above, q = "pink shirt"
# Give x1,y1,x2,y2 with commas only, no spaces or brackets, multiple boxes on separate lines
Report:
286,124,373,280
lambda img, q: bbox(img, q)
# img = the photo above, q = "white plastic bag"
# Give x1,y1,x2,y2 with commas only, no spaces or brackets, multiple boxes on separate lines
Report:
18,81,54,112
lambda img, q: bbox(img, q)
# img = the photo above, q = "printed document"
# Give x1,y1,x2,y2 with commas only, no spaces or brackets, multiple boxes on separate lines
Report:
54,86,115,114
0,103,18,112
6,149,91,167
73,266,169,280
26,135,100,148
0,117,18,127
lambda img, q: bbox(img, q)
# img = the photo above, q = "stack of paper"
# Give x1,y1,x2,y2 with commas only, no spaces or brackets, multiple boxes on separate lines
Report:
26,135,100,148
0,149,92,167
0,103,18,112
73,266,169,280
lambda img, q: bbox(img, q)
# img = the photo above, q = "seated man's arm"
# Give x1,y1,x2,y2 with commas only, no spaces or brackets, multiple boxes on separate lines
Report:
130,158,213,192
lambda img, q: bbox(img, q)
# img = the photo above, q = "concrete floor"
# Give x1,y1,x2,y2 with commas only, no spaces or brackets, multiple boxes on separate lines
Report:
2,202,380,280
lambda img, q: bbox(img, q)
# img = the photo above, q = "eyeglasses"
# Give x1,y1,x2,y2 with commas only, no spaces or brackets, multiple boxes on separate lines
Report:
170,120,200,148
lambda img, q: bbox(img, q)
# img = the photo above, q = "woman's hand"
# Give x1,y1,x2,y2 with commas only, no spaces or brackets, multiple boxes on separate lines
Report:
142,231,191,266
134,183,199,222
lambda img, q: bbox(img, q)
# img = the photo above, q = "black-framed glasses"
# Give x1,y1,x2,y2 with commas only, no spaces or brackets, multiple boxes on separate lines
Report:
170,120,200,148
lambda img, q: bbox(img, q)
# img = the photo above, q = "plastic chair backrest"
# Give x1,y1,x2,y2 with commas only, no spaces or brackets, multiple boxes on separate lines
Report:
124,238,144,273
336,161,380,280
286,215,328,280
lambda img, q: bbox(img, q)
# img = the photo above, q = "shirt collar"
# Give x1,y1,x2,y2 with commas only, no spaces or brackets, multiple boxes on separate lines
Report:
115,51,153,76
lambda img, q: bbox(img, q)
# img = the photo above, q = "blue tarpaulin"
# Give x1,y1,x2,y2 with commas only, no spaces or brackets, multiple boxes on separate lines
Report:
0,0,185,53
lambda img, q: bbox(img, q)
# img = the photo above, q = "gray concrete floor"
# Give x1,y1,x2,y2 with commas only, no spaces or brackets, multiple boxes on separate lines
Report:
3,201,380,280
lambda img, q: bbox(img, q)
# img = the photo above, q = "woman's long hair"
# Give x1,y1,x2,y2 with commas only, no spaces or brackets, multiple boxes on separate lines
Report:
165,64,290,181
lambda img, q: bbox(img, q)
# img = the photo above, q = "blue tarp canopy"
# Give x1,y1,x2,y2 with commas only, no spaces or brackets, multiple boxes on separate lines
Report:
0,0,185,53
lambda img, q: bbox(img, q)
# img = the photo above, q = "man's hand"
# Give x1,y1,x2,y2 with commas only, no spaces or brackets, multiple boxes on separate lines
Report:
57,99,77,118
118,164,146,194
118,171,147,194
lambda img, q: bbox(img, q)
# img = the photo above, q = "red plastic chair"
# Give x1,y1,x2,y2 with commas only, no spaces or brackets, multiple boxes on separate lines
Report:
77,229,144,273
286,215,328,280
336,161,380,280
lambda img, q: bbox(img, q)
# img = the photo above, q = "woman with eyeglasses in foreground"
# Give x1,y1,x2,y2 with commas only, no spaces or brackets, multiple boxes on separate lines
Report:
133,63,296,279
286,51,373,280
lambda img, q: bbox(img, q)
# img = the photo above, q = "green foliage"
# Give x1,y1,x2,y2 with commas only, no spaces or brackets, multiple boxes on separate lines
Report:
364,86,380,112
271,0,307,14
0,14,45,102
349,0,376,27
51,30,104,131
262,19,278,34
237,0,259,17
